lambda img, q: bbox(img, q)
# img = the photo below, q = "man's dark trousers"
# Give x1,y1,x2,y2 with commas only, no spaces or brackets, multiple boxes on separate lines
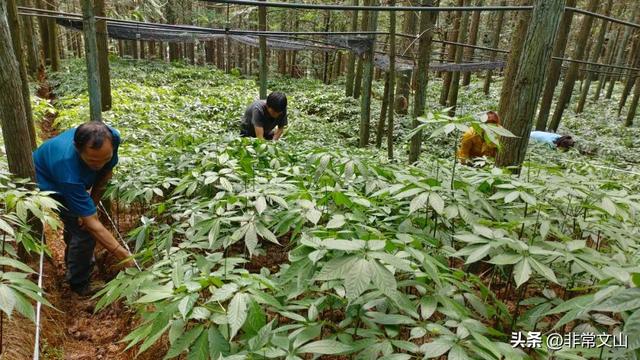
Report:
53,195,95,291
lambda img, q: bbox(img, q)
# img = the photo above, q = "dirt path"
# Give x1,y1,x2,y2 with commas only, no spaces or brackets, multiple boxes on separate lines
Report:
1,74,166,360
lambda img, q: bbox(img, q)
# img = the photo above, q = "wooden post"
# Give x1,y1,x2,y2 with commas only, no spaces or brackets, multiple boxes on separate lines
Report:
82,0,102,122
462,0,482,86
47,0,60,72
496,0,566,170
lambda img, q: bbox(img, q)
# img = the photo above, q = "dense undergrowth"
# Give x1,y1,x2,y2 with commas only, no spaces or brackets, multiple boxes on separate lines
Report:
2,58,639,359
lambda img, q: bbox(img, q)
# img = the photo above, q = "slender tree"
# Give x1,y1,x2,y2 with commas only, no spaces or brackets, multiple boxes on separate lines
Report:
625,76,640,126
535,0,577,130
344,0,359,97
496,0,566,170
47,0,60,71
7,0,36,149
358,0,378,147
95,0,112,111
606,2,640,99
439,0,463,106
409,0,437,164
354,0,373,99
82,0,102,122
258,0,267,99
386,0,397,159
483,0,506,95
497,0,532,119
576,0,613,113
20,0,39,76
462,0,482,86
446,4,470,116
548,0,600,132
0,0,35,180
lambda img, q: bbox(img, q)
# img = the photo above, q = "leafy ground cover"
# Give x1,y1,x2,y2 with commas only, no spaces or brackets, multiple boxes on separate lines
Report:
2,58,639,359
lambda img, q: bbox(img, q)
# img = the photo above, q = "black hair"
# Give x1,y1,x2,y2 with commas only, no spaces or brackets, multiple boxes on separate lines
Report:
266,92,287,113
554,135,575,149
74,121,113,151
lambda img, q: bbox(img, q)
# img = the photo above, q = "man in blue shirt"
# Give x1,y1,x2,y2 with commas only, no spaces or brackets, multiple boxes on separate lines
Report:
530,131,575,149
33,121,134,295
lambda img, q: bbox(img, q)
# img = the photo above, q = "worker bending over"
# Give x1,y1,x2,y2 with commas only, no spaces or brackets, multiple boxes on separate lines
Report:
240,92,288,141
457,111,501,164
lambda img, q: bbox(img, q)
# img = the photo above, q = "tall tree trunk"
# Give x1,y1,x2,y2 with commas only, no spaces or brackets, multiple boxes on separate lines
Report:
140,41,147,60
593,25,617,102
95,0,111,111
497,0,532,119
358,0,378,147
7,0,36,149
535,0,577,130
20,0,39,76
149,41,157,59
625,76,640,127
446,4,470,116
496,0,566,170
462,0,482,86
0,0,35,180
354,0,373,99
483,0,506,95
386,0,397,159
396,9,416,114
36,0,50,65
606,3,640,99
160,41,167,61
409,0,437,164
376,72,390,148
82,0,102,122
46,0,60,71
548,0,600,132
618,38,640,115
439,0,463,106
344,0,359,96
205,41,214,64
258,0,267,99
576,0,613,114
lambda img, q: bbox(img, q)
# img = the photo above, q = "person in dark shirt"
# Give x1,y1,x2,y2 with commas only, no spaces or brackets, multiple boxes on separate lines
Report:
240,92,288,141
33,121,134,296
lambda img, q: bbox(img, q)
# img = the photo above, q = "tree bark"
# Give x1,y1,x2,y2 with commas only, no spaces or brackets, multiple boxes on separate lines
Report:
7,0,36,150
535,0,577,130
344,0,359,96
618,38,640,115
20,0,39,76
462,0,482,86
376,73,390,148
0,0,35,180
497,0,532,119
576,0,613,114
548,0,599,132
409,0,437,164
446,4,470,116
386,0,397,159
593,24,617,102
496,0,566,170
625,76,640,127
258,0,268,99
396,9,416,114
47,0,60,71
95,0,112,111
439,0,463,106
483,0,506,95
358,0,378,147
82,0,102,122
606,2,640,99
36,0,49,65
354,0,373,99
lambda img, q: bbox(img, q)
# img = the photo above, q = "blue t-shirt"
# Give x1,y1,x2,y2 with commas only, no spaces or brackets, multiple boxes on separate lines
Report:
33,126,120,217
530,131,561,147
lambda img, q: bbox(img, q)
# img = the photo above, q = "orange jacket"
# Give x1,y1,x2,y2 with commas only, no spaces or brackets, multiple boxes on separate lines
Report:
457,128,497,162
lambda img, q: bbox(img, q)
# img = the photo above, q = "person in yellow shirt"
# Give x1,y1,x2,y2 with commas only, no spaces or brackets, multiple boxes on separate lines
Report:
457,111,500,164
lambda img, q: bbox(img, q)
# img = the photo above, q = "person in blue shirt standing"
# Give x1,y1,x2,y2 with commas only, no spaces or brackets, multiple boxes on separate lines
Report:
33,121,134,295
530,131,575,149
